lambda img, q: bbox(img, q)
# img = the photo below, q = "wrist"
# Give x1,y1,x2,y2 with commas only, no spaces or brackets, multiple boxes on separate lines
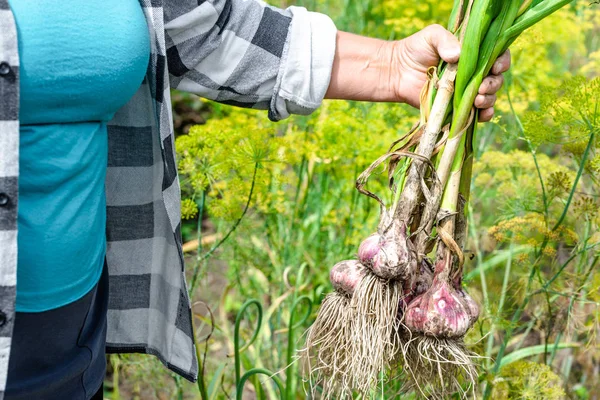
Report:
385,40,407,103
373,39,402,103
325,32,400,103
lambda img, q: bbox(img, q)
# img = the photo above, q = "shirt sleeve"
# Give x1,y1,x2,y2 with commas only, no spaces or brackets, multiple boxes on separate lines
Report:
163,0,337,121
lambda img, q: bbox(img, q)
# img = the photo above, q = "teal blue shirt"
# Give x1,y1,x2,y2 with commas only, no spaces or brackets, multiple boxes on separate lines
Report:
11,0,150,312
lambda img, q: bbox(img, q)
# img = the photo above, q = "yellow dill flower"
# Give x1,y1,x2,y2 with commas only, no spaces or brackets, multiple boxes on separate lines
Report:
497,361,565,399
542,246,557,258
181,198,199,220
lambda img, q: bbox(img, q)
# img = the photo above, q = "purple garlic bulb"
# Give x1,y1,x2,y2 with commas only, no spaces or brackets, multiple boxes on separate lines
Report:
329,259,366,297
357,224,415,281
358,233,381,265
404,277,472,338
457,287,480,325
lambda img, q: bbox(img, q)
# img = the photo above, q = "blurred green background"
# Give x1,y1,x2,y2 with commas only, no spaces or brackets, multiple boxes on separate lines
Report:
107,1,600,399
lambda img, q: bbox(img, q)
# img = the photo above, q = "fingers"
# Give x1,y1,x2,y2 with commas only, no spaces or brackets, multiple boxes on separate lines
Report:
478,74,504,95
419,26,510,123
475,92,498,121
491,49,511,75
424,24,461,64
478,107,495,123
474,93,497,109
476,50,511,122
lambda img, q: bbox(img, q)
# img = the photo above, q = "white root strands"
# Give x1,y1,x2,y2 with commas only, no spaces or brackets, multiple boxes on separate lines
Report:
300,292,354,399
399,335,479,400
348,273,403,395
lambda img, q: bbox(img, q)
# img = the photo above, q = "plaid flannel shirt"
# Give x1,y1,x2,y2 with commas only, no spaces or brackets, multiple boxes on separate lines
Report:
0,0,336,395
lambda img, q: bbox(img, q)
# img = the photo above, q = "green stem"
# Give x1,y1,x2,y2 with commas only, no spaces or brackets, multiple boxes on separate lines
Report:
448,0,468,33
234,299,264,388
469,209,490,363
454,0,495,107
552,127,595,231
198,162,258,263
440,111,476,214
236,369,286,400
517,0,534,17
536,241,600,295
458,119,475,204
285,296,312,400
455,0,521,138
192,303,215,400
190,190,207,294
436,0,521,192
487,241,515,361
504,0,575,40
194,327,209,399
111,355,121,400
174,376,184,400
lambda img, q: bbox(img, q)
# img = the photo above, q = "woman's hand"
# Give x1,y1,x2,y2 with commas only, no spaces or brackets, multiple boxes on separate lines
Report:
394,24,511,122
325,27,511,122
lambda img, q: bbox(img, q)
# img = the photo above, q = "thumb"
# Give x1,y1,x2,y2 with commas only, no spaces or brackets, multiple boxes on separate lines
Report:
424,24,461,64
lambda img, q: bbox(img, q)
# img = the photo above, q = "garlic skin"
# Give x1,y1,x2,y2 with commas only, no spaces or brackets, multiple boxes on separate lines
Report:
357,223,416,281
400,260,433,314
404,278,472,338
412,260,434,296
457,288,480,325
358,234,380,265
329,260,366,297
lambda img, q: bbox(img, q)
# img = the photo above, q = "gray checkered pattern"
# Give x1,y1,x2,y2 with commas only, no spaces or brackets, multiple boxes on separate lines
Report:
0,0,336,395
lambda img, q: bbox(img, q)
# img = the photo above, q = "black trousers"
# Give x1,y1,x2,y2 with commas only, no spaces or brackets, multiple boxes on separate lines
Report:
6,263,109,400
92,384,104,400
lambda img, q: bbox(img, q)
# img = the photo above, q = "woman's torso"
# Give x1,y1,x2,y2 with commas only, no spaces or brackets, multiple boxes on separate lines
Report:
10,0,150,311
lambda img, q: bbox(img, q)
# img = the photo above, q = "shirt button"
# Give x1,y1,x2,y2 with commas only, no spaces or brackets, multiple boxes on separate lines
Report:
0,193,9,206
0,62,10,76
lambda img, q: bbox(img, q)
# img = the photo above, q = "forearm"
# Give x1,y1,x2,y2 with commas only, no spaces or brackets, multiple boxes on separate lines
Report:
325,31,398,103
324,26,510,120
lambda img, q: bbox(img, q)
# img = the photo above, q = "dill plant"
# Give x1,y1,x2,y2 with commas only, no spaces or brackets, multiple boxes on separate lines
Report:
495,361,565,399
474,76,600,399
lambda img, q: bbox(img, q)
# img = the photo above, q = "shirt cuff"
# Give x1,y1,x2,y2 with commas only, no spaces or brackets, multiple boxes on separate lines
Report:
268,7,337,122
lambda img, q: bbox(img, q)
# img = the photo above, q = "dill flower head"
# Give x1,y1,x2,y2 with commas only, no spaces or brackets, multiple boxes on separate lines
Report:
181,198,199,220
496,361,565,400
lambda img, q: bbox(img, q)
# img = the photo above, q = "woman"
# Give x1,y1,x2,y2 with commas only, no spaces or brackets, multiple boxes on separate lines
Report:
0,0,509,398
